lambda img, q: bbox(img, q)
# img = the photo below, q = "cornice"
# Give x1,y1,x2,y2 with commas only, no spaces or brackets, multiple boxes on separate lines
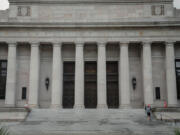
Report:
0,21,180,28
9,0,173,4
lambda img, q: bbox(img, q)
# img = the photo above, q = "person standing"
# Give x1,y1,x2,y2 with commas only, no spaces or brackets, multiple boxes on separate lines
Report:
146,104,151,120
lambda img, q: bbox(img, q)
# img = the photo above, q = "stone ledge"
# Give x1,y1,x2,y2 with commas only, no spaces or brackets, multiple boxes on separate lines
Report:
0,107,28,112
152,107,180,112
9,0,173,4
152,107,180,122
0,107,30,122
0,21,180,28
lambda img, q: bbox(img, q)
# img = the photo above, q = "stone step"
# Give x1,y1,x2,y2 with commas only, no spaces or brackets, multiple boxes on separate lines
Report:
0,107,29,122
26,109,146,122
3,108,176,135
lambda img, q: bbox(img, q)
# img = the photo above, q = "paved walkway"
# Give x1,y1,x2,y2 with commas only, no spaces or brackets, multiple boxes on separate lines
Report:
1,109,179,135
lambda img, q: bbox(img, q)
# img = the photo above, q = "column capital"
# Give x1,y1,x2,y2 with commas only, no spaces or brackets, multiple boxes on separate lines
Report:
165,41,175,46
97,42,107,47
120,42,129,46
31,42,40,47
8,42,17,47
53,42,63,47
142,41,152,46
75,42,84,47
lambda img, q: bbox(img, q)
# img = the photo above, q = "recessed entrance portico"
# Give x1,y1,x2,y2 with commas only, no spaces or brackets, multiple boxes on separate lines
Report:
0,41,179,109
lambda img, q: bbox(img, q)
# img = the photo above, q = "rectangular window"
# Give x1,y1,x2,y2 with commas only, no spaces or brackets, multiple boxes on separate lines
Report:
0,60,7,100
155,87,160,100
22,87,27,100
175,60,180,99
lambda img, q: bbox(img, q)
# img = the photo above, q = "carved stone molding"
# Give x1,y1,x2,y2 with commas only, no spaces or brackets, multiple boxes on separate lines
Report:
17,6,31,17
151,5,164,16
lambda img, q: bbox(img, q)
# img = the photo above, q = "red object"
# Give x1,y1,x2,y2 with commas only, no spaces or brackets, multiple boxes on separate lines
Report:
164,101,167,108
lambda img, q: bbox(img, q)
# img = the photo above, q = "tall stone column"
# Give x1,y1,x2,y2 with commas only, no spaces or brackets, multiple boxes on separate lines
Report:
74,43,84,109
142,42,154,106
120,42,130,108
165,42,178,107
5,42,17,107
28,42,40,108
97,42,107,109
51,43,63,108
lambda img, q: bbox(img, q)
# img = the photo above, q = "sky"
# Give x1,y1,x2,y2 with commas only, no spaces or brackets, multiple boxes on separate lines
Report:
0,0,179,10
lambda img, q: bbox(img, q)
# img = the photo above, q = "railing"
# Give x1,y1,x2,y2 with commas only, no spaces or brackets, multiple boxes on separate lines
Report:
159,113,177,125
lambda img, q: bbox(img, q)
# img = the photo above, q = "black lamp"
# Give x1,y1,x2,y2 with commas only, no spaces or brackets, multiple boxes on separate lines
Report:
132,77,137,90
45,77,50,90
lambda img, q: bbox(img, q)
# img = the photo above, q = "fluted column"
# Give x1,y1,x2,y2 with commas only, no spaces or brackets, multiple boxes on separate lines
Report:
119,42,130,108
74,43,84,109
142,42,154,106
97,42,107,109
5,42,17,107
51,43,63,108
165,42,178,107
28,42,40,108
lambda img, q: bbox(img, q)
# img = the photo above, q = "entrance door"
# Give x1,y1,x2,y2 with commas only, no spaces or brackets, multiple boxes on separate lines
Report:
0,60,7,100
175,60,180,99
85,61,97,108
63,62,75,108
107,61,119,108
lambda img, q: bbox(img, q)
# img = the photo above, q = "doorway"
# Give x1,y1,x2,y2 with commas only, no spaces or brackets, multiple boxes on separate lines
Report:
84,61,97,108
106,61,119,108
63,62,75,108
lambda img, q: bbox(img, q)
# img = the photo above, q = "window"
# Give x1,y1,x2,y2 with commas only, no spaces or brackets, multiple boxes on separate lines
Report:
175,60,180,99
0,60,7,99
22,87,27,100
155,87,160,100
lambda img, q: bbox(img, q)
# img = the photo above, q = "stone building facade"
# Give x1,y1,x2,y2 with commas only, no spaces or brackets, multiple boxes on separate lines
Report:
0,0,180,109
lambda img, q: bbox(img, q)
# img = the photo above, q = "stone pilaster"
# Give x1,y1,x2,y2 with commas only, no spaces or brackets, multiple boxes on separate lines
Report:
165,42,178,107
51,43,63,108
97,42,107,109
74,43,84,109
5,42,17,107
119,42,130,108
28,42,40,108
142,42,154,106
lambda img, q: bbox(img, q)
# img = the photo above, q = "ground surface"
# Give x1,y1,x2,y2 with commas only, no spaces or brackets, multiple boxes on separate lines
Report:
1,109,179,135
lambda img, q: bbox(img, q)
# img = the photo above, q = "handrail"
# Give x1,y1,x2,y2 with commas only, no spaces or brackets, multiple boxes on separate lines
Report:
159,112,177,124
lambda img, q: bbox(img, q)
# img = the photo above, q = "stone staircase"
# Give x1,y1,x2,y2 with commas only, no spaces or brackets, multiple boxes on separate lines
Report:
0,107,28,122
152,107,180,122
4,109,177,135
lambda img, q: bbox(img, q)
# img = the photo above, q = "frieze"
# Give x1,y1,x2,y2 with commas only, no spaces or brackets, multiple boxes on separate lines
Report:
17,6,31,17
152,5,164,16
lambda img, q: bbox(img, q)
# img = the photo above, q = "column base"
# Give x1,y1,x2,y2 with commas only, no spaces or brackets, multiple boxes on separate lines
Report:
120,104,131,109
74,104,84,109
28,104,39,108
168,104,178,107
97,104,108,109
5,104,15,108
50,104,62,109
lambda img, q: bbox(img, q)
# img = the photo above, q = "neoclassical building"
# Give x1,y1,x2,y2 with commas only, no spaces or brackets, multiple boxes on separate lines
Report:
0,0,180,109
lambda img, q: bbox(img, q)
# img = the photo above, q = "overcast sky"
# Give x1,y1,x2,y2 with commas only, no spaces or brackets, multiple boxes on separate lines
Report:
0,0,180,10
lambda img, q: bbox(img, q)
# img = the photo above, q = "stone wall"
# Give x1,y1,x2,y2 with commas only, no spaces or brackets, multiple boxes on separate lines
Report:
175,9,180,17
7,3,174,23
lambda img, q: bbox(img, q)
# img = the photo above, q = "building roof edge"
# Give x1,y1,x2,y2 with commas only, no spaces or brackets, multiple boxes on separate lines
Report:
9,0,173,4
